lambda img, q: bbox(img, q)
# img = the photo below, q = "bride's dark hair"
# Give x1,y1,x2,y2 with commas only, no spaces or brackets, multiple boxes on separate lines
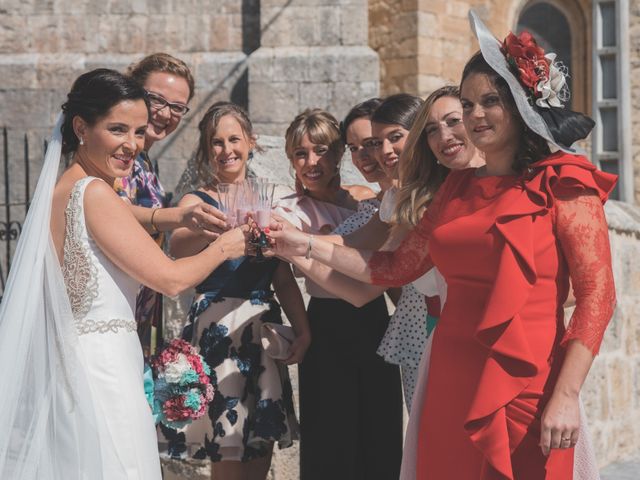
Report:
61,68,149,154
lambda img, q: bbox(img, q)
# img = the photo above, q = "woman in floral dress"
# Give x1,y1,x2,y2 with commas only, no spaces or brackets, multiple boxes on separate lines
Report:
168,102,310,480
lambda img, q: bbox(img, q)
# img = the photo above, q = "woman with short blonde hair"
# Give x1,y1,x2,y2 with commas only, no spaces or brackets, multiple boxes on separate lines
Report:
274,108,403,480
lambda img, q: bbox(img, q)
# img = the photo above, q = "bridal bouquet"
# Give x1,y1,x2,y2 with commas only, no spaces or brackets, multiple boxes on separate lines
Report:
150,339,215,429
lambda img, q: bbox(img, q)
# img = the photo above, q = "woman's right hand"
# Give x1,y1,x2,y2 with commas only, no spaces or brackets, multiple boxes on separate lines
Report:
181,202,228,239
215,225,251,260
265,215,310,258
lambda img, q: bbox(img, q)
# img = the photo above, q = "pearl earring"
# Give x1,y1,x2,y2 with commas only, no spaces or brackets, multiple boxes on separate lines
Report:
79,137,84,146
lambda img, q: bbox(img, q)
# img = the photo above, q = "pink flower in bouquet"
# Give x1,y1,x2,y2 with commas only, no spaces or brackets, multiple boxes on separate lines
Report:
163,396,192,422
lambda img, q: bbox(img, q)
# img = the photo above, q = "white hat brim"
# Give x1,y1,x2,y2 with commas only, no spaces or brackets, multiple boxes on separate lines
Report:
467,10,578,154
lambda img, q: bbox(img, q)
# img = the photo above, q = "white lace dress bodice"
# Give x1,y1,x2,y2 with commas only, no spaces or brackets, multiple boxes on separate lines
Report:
61,177,161,480
63,178,140,335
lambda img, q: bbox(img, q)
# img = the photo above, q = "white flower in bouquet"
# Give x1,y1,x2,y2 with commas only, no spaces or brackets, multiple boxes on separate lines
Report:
163,353,192,384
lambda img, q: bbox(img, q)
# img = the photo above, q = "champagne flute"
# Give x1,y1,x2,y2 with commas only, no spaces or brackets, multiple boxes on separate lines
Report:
235,180,252,226
255,179,276,230
246,178,276,261
216,183,240,228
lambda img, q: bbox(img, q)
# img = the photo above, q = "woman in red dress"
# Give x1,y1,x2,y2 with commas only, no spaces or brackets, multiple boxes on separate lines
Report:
267,12,617,479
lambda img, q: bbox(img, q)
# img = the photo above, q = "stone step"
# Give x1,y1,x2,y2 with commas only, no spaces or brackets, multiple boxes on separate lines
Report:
600,458,640,480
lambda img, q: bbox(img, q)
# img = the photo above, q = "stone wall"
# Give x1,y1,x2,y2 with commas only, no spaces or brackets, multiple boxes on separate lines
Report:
0,0,379,194
630,0,640,203
369,0,503,97
583,201,640,467
368,0,419,94
249,0,379,136
0,0,256,193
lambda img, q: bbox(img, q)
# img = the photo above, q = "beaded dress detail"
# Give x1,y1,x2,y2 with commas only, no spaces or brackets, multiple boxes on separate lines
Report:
60,177,161,479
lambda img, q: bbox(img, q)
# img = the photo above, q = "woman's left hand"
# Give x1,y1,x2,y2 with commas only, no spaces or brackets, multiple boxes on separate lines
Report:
283,332,311,365
539,389,580,456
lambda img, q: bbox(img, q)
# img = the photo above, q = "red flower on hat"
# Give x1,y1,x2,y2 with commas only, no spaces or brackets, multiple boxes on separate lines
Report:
502,31,550,96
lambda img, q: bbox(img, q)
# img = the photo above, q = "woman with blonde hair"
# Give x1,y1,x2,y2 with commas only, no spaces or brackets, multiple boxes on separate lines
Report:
274,108,403,480
168,101,309,480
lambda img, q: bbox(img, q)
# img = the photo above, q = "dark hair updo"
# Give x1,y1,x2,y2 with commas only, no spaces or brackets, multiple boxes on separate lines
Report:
340,97,383,144
60,68,149,154
370,93,424,130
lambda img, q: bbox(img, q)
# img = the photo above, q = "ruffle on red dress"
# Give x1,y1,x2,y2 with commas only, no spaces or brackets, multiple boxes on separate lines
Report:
369,152,617,479
463,153,616,479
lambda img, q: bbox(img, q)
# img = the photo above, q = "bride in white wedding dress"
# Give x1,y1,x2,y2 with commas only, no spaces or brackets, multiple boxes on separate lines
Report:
0,69,248,479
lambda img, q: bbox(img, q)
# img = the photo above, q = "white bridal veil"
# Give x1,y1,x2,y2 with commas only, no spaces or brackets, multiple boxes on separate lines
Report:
0,115,105,479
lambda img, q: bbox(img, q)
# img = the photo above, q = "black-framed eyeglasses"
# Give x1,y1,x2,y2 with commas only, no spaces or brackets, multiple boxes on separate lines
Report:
146,91,190,116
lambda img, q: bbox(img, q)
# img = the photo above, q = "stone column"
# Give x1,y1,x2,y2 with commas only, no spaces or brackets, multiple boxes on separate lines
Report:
248,0,380,136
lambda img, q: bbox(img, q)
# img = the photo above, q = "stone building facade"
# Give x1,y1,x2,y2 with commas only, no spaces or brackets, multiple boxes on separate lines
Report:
1,0,639,478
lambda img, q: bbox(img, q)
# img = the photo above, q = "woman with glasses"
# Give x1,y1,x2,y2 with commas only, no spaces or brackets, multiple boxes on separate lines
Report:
114,53,228,358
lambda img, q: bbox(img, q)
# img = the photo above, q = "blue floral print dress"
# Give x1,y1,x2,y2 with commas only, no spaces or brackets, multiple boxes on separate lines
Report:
164,191,298,463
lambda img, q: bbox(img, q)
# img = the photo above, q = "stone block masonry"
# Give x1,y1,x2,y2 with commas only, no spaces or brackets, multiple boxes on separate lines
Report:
0,51,248,193
249,46,379,136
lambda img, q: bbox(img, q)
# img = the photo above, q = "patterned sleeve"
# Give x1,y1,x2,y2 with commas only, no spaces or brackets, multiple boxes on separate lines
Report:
113,175,136,203
556,192,616,355
367,183,447,287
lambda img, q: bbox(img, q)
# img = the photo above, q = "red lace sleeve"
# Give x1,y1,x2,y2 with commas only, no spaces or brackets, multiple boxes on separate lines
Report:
368,182,448,287
368,215,434,286
556,192,616,355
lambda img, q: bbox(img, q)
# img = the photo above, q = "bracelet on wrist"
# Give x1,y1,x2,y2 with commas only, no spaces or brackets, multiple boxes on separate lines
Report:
305,234,314,260
150,208,161,233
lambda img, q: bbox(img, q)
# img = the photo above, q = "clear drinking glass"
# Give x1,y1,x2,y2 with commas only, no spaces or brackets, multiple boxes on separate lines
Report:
216,183,240,227
235,179,253,226
253,179,276,229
